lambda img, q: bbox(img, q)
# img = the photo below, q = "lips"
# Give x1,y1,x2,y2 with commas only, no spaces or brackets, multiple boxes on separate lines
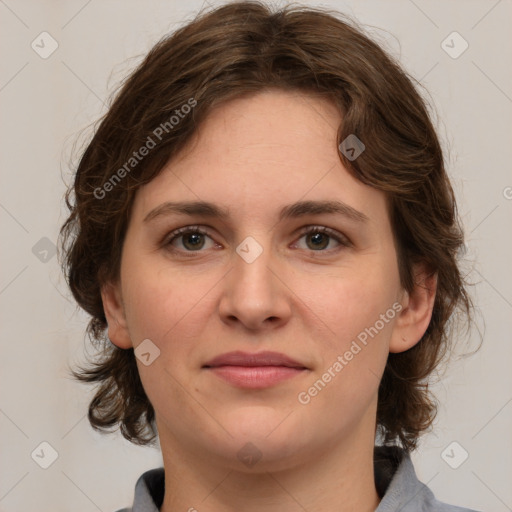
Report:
203,351,308,389
203,351,307,369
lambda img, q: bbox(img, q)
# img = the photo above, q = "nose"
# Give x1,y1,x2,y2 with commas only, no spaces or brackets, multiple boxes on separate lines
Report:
218,238,292,332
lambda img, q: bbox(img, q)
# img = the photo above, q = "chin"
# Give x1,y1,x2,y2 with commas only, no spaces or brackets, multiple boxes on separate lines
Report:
206,407,317,471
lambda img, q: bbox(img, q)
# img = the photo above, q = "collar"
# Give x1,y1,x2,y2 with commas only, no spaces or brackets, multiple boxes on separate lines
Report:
123,445,477,512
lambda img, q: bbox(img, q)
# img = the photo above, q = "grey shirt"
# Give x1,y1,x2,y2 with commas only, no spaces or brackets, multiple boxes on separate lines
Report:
116,446,480,512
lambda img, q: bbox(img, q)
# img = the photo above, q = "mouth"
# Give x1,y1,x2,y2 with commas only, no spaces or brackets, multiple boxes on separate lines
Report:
202,351,309,389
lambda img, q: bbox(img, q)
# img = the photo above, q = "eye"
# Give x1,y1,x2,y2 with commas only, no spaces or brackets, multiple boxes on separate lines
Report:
293,226,351,252
163,225,351,256
165,226,218,253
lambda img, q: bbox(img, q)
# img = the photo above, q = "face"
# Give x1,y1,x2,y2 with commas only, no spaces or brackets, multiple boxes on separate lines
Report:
104,89,431,472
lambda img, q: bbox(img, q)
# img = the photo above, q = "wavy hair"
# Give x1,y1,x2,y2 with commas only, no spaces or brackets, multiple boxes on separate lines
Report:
60,1,472,450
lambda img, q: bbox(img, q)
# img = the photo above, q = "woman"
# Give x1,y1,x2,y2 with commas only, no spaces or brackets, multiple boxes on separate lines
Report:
60,2,478,511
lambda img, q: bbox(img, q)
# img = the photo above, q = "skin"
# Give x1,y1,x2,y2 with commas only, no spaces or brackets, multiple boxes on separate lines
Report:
102,89,436,512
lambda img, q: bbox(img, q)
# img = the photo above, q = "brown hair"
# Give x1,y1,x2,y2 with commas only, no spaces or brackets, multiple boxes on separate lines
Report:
60,1,472,451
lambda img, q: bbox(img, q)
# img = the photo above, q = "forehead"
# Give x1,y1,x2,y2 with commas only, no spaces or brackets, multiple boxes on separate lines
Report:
131,90,388,227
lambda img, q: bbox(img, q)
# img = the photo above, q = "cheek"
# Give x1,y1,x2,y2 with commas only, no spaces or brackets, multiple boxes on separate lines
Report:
294,262,400,413
296,275,397,426
121,257,218,344
300,264,399,343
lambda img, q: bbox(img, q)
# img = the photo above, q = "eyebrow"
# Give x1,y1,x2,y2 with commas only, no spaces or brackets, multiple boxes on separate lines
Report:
143,199,369,224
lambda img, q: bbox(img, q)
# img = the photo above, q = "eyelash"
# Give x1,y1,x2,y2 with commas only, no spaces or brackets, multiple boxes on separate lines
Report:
163,225,351,257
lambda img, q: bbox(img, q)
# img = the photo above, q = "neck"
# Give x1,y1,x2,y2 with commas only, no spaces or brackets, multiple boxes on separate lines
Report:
159,418,380,512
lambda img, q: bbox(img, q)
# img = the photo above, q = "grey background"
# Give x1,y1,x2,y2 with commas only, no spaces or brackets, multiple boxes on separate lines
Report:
0,0,511,510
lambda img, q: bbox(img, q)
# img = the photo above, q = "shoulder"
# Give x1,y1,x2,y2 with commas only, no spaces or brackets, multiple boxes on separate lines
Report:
375,446,481,512
114,467,165,512
116,451,483,512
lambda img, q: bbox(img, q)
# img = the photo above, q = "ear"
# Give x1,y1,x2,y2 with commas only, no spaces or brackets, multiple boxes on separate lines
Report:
389,265,437,353
100,281,133,349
